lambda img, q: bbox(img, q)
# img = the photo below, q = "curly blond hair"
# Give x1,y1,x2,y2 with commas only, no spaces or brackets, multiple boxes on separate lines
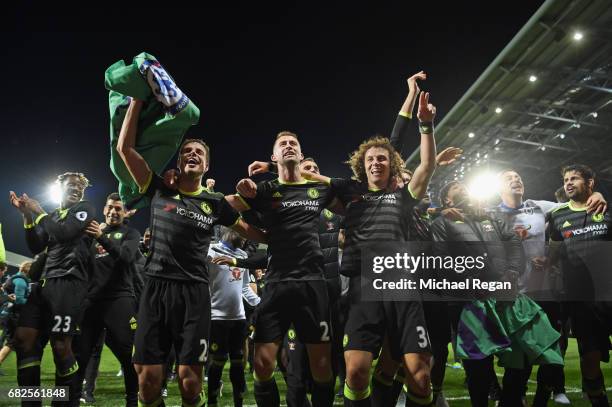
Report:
346,136,405,184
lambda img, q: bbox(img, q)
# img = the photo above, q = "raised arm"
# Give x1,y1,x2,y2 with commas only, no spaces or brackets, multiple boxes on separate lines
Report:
407,92,437,200
10,191,49,254
23,198,94,243
390,71,426,154
116,99,152,191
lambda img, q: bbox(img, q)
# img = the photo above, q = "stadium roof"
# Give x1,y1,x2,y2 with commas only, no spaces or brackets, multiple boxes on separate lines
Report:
407,0,612,200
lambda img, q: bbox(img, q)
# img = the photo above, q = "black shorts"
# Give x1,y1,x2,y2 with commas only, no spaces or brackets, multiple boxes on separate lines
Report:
210,319,247,360
253,279,330,344
423,301,451,351
569,301,612,362
344,276,431,359
133,277,211,366
18,277,88,336
79,296,138,357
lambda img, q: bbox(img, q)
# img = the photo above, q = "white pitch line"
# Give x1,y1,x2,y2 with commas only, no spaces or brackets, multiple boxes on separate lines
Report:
445,386,612,401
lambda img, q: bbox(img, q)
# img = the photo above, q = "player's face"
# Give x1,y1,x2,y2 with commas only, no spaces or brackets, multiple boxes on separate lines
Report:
401,171,412,184
103,199,126,226
300,160,320,175
500,171,524,198
365,147,391,185
272,135,303,165
179,142,208,178
563,170,593,201
446,183,469,207
143,229,151,248
61,175,86,207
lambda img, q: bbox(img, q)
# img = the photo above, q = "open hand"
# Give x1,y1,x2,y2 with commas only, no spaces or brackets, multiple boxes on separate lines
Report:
436,147,463,166
417,92,436,123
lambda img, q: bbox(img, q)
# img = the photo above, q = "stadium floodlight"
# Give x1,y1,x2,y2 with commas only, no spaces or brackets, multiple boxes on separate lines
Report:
495,107,503,114
573,31,583,41
591,112,598,118
540,145,546,151
467,172,499,200
494,138,500,145
529,75,537,82
48,183,62,205
558,133,566,139
468,132,475,138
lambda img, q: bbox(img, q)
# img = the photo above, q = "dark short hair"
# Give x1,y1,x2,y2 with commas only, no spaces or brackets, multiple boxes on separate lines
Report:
438,181,461,208
276,131,299,141
180,138,210,163
106,192,121,202
561,164,595,184
274,131,300,150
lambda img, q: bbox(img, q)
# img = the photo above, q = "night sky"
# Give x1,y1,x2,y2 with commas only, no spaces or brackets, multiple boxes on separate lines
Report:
1,2,544,255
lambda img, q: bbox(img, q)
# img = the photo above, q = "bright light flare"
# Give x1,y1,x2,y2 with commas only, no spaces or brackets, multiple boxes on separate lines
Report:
573,31,583,41
48,184,62,205
467,172,499,200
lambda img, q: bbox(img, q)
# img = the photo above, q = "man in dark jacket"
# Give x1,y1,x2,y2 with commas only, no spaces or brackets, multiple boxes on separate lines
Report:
431,181,562,407
10,172,96,406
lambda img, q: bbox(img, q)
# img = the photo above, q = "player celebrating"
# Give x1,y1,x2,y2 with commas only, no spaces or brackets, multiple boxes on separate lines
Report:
75,192,141,406
10,172,95,406
291,91,437,407
337,93,436,407
116,98,265,407
491,169,606,406
229,131,341,407
549,165,612,407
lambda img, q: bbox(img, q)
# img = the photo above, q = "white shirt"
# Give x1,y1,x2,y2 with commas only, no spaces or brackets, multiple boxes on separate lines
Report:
208,242,260,320
491,199,564,296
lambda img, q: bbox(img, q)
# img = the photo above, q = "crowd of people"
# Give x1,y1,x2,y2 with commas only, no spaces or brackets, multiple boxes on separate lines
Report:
1,70,611,407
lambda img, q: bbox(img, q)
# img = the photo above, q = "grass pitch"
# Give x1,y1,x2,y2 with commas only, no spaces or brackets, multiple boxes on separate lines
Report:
0,339,609,406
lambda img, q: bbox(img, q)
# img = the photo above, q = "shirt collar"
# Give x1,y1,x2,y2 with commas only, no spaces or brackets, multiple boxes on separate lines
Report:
498,201,524,212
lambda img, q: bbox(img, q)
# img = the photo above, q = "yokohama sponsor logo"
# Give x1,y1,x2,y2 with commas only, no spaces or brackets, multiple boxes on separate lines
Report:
362,193,396,201
564,223,608,238
176,207,213,224
281,200,319,208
